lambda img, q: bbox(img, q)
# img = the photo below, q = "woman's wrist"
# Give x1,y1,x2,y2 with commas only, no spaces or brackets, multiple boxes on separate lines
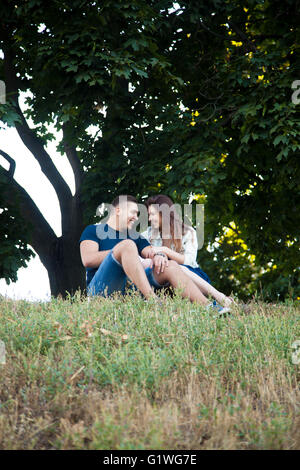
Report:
165,248,184,264
159,246,169,256
154,252,168,259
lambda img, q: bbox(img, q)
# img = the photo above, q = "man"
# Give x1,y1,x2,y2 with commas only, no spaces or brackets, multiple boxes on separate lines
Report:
79,195,210,304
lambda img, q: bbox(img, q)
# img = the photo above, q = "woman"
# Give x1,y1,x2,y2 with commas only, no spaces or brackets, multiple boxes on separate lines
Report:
141,194,234,312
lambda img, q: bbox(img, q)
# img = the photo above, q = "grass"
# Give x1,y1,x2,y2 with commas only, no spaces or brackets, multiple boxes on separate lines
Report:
0,291,299,450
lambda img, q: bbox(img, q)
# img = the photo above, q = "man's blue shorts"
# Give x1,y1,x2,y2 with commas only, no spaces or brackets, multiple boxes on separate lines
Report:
87,250,167,297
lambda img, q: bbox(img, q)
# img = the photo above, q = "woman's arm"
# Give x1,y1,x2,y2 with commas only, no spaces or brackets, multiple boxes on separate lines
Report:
181,228,198,266
153,228,198,266
151,245,185,264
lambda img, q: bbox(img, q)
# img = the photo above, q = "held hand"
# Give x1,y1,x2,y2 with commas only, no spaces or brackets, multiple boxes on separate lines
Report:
153,253,168,274
147,247,157,259
143,247,156,269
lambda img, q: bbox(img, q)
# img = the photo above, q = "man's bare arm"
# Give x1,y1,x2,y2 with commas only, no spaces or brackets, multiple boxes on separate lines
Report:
140,245,156,259
80,240,110,268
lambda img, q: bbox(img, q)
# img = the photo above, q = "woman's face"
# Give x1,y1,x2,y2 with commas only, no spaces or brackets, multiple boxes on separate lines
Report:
148,205,160,230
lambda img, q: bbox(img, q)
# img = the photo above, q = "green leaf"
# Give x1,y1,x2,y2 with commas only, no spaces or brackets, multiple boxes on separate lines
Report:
273,135,287,146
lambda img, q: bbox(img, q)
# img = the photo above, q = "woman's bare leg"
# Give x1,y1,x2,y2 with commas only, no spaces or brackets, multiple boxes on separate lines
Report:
153,261,210,305
180,265,233,307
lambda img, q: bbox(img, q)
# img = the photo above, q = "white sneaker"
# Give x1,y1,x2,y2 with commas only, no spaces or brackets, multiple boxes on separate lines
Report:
206,302,231,317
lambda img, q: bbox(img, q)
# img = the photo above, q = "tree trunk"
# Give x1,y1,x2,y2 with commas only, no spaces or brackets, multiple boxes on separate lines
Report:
43,193,87,298
1,42,88,298
0,150,87,299
41,236,86,298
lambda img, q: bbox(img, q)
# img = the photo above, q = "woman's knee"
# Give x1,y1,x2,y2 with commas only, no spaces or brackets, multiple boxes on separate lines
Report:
167,259,179,270
157,259,179,279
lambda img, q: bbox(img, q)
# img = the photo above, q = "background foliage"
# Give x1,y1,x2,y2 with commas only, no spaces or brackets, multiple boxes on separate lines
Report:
0,0,299,300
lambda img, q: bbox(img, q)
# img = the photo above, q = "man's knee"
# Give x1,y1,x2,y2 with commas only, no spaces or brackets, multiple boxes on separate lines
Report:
113,239,137,261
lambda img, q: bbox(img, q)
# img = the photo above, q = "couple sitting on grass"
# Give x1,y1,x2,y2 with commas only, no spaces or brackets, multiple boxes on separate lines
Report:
79,194,234,315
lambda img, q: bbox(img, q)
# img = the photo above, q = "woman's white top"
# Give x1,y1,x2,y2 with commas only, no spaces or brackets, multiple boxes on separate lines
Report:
141,226,199,268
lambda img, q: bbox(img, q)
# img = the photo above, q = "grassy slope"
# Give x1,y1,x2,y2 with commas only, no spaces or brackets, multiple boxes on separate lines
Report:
0,292,299,450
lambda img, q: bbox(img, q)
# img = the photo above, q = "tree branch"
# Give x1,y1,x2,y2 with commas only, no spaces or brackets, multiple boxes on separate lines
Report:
198,19,229,41
0,149,16,178
2,44,73,213
0,157,57,258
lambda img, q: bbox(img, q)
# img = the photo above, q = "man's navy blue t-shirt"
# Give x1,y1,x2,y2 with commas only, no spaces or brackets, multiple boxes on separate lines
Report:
79,223,150,286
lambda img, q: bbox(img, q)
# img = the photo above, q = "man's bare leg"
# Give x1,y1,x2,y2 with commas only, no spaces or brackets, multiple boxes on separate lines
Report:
180,265,232,307
153,260,209,305
113,240,155,299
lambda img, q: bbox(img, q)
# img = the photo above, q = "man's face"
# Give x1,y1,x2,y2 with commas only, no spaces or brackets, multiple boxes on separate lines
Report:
117,201,139,230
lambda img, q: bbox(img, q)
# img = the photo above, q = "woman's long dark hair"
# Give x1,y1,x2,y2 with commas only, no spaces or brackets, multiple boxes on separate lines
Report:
145,194,190,253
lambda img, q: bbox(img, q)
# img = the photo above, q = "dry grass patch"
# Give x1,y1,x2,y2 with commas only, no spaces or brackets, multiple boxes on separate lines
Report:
0,294,299,449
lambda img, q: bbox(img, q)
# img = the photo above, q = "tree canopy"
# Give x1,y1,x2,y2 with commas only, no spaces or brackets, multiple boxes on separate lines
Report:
0,0,299,300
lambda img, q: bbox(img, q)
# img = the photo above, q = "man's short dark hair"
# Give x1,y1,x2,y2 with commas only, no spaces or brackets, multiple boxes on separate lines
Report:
111,195,138,207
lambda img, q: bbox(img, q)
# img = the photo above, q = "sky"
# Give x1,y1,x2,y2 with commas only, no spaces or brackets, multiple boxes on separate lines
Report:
0,123,75,302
